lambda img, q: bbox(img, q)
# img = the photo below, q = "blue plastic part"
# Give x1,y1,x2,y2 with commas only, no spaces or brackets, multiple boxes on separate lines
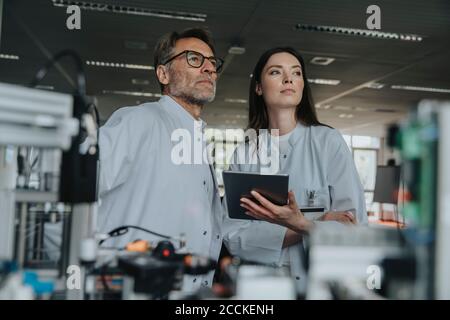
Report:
23,271,55,295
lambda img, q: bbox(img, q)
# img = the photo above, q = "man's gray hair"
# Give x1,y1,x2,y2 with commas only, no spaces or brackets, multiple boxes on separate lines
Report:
153,28,216,92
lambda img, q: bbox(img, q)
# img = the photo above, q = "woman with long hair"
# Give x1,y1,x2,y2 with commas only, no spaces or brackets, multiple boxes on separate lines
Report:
223,47,367,295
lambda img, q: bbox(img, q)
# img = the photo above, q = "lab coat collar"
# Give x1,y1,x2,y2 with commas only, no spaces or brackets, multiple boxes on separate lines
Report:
256,122,307,146
159,95,207,130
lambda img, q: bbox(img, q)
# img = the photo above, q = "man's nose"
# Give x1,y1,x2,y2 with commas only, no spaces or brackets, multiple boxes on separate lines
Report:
202,58,216,75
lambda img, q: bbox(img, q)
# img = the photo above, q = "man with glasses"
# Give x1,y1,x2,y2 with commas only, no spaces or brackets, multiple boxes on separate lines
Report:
97,28,225,294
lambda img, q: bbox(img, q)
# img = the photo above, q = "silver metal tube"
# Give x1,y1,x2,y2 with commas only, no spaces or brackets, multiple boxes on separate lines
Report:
59,209,71,278
66,203,96,300
0,190,15,260
0,146,16,260
16,203,28,267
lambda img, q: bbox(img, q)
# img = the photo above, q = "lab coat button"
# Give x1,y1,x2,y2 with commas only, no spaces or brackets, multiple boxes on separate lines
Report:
203,281,208,286
203,231,207,235
283,154,287,158
296,276,300,280
193,278,197,283
216,235,220,239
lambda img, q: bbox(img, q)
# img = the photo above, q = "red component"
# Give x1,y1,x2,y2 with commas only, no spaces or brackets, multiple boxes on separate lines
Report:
162,249,171,257
396,189,413,203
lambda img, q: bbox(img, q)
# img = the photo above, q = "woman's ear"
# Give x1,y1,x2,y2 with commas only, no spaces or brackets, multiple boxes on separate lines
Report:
255,83,263,96
156,65,170,85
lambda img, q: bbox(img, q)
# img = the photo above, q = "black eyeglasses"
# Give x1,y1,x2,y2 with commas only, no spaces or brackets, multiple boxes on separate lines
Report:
162,50,224,73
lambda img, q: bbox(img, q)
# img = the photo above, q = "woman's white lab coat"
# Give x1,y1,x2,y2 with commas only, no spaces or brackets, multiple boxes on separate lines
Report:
222,123,367,295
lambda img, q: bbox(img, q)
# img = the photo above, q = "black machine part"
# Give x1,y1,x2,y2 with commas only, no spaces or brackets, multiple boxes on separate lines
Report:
118,253,182,296
117,241,217,296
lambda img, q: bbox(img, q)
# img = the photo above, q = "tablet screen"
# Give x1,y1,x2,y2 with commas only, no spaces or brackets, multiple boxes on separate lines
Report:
222,171,289,220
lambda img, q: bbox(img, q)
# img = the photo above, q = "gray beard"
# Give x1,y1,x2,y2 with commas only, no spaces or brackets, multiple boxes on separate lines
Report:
168,81,215,107
174,92,211,107
166,66,216,107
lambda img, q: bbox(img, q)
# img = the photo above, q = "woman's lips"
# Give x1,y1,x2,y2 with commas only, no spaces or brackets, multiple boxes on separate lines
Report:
280,89,296,94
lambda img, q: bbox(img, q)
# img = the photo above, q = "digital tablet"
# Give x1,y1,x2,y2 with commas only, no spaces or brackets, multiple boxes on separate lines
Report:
222,170,289,220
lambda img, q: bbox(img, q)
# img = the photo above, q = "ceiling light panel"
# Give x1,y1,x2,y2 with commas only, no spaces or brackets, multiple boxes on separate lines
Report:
310,57,335,65
308,78,341,85
295,24,423,42
224,98,248,104
86,60,154,70
391,85,450,94
51,0,207,22
102,90,161,97
0,54,20,60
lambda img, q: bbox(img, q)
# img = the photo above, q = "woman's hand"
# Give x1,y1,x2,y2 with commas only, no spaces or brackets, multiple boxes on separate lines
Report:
320,211,356,225
240,190,314,233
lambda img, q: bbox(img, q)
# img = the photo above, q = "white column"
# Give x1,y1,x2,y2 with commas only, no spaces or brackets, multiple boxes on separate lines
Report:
0,146,17,260
436,102,450,299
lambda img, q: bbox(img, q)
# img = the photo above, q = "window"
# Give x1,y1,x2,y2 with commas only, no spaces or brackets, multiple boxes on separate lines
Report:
342,134,381,209
351,135,380,148
353,149,377,191
205,128,244,193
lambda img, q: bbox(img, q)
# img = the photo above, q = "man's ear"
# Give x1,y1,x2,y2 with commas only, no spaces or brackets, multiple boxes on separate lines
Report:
156,65,170,85
255,83,263,96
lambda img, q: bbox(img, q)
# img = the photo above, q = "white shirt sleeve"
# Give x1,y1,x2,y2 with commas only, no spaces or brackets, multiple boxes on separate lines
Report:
98,108,151,198
326,131,368,225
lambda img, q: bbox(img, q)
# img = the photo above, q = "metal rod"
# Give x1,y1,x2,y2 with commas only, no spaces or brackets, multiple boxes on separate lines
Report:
0,0,3,47
66,203,93,300
60,209,72,278
16,203,28,268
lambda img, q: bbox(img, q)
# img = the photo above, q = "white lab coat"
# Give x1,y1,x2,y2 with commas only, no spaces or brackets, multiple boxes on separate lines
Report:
97,95,224,293
222,123,367,295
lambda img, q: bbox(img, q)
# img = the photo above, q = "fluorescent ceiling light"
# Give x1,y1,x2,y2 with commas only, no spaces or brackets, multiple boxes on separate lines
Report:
310,57,335,65
334,105,352,111
86,60,154,70
224,98,248,104
34,85,55,91
103,90,161,97
131,78,150,85
391,85,450,94
338,113,354,118
295,24,423,42
366,82,385,89
316,104,332,109
308,78,341,85
228,47,246,55
51,0,206,22
0,54,20,60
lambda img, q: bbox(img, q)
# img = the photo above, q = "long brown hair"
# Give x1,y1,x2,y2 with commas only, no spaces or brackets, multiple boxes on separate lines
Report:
248,47,326,131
